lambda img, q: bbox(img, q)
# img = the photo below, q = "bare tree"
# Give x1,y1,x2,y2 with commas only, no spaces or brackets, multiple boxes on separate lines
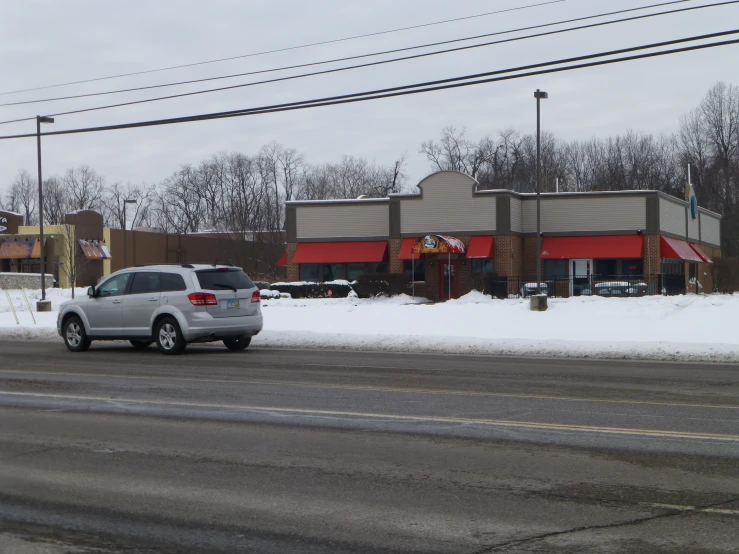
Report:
63,166,105,212
43,176,69,225
102,182,154,230
58,223,89,298
5,170,38,224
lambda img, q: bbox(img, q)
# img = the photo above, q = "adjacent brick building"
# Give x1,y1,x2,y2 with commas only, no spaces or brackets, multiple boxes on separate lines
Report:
0,209,284,288
283,171,721,300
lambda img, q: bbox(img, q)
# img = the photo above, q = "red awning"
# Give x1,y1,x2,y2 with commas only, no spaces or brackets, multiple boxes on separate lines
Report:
690,244,713,264
541,235,643,259
276,253,287,266
398,238,419,260
660,236,703,262
292,241,388,264
466,236,494,259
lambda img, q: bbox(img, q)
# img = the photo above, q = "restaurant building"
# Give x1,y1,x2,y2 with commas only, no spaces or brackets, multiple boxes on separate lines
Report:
283,171,721,299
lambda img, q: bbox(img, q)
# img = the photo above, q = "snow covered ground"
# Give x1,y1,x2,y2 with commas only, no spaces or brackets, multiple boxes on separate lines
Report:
1,288,738,362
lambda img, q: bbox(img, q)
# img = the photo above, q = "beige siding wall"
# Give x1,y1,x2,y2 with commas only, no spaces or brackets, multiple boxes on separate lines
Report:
659,197,686,237
521,196,646,232
400,172,496,234
688,211,699,241
510,196,522,232
701,213,721,246
295,203,389,239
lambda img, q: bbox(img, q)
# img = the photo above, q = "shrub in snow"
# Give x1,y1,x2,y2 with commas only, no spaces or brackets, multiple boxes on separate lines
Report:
352,273,411,298
269,282,352,299
260,289,280,299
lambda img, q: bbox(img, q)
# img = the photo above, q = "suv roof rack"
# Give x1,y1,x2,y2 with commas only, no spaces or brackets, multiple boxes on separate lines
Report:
132,262,234,268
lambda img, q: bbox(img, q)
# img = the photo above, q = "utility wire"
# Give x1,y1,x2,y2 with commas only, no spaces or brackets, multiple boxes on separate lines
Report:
0,31,735,141
0,0,704,108
0,0,566,97
1,0,732,127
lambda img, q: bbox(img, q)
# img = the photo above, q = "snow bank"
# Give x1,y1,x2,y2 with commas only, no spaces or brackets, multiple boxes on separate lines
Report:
2,289,739,362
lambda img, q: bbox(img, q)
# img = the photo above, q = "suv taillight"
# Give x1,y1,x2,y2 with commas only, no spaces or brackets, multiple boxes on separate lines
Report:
188,292,218,306
251,290,260,303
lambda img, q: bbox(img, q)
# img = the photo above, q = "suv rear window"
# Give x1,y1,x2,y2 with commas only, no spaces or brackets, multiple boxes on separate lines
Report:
161,272,187,292
195,269,255,291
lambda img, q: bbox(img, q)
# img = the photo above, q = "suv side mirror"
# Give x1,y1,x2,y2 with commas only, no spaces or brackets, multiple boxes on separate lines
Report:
87,286,95,298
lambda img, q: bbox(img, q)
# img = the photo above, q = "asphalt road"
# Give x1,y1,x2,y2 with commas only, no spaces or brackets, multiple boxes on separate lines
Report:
0,341,738,553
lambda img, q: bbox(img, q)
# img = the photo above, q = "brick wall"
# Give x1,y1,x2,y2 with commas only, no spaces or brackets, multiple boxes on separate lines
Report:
493,235,522,278
425,257,439,300
643,234,661,293
522,236,540,278
458,256,472,297
286,242,299,282
388,239,403,274
695,243,721,293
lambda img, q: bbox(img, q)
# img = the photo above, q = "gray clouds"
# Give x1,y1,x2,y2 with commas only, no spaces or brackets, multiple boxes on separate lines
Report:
1,0,738,190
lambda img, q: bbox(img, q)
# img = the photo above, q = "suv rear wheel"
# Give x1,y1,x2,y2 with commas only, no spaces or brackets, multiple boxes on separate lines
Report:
64,316,91,352
223,336,251,351
155,317,186,355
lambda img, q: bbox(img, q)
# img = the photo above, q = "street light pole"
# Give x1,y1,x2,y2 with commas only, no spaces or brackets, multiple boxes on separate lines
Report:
36,115,54,310
534,90,548,296
123,199,137,268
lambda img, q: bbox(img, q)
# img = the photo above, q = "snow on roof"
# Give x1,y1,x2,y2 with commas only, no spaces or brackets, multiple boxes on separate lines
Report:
286,198,390,205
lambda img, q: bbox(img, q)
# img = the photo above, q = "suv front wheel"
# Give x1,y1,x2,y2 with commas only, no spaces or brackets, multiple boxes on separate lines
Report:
155,317,186,355
64,316,91,352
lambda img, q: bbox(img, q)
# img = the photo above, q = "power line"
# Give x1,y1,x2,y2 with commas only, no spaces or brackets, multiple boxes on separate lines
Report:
0,0,703,109
0,31,736,141
1,0,732,127
0,0,566,97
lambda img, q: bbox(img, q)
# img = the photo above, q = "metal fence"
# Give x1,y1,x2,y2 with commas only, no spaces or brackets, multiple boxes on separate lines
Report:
475,275,687,299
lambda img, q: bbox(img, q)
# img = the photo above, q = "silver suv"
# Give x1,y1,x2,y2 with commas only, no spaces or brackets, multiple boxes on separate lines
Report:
57,264,263,354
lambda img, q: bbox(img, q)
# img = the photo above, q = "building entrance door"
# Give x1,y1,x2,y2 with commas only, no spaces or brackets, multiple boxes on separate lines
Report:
571,259,592,296
439,260,458,300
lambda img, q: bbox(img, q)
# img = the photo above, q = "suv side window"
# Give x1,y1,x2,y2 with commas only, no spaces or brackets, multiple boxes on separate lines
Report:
129,272,161,295
161,272,187,292
97,273,132,297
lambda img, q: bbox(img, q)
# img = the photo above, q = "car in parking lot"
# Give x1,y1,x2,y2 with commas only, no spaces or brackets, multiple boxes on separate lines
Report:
57,264,263,354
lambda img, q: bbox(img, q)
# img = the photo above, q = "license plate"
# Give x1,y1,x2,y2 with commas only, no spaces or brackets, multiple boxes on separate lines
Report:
225,299,241,310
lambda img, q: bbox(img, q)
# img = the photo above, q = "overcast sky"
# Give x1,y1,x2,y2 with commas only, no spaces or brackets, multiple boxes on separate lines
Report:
1,0,738,194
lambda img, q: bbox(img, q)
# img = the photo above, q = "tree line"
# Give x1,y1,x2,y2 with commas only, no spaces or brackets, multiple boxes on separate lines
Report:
2,81,737,256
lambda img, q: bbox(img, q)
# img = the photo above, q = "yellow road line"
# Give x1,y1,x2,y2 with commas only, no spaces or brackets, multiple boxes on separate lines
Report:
0,368,737,411
1,390,738,442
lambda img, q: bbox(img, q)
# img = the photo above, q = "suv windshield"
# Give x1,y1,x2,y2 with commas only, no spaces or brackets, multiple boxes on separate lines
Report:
195,269,255,291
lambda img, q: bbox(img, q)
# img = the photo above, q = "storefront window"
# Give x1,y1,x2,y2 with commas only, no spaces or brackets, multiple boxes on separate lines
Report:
300,262,389,282
661,259,684,275
299,264,320,282
323,263,344,281
404,259,426,281
544,260,568,279
622,259,643,276
595,259,618,277
471,259,494,274
346,263,366,281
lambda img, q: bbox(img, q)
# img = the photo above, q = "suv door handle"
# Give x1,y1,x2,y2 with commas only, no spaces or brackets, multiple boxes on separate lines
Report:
149,298,158,302
112,299,122,304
